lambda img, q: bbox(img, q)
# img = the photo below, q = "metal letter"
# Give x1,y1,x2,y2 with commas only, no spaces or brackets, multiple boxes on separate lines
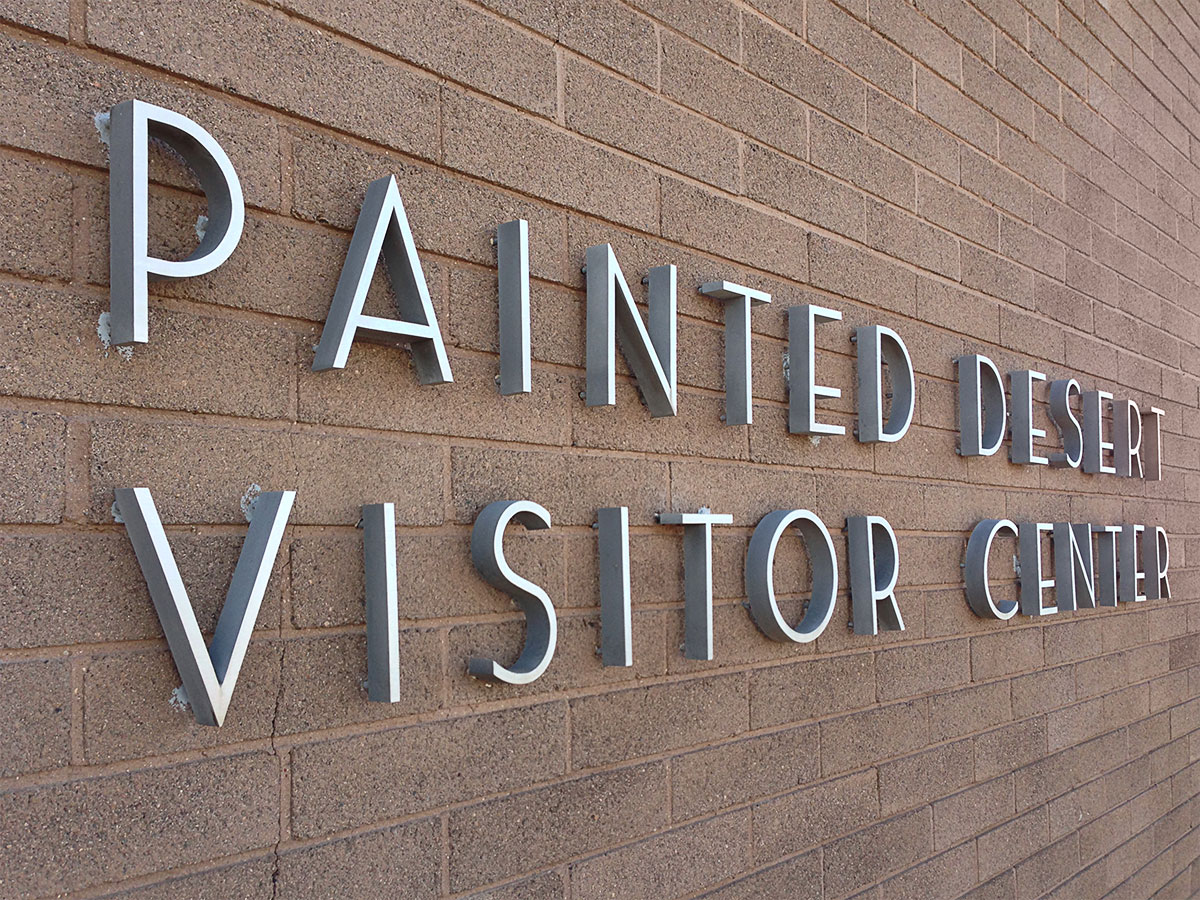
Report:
596,507,632,667
1019,522,1056,616
1082,389,1115,474
856,325,914,443
1113,398,1143,478
313,175,453,383
1142,406,1165,482
660,508,734,660
964,519,1019,620
788,305,845,435
846,515,904,635
1048,379,1083,468
585,244,676,417
362,503,401,703
469,500,556,684
956,355,1006,456
1009,370,1049,465
497,219,531,395
1147,527,1171,599
114,487,294,727
700,281,771,426
108,99,245,344
1092,525,1120,607
745,509,838,643
1118,523,1147,603
1052,522,1094,611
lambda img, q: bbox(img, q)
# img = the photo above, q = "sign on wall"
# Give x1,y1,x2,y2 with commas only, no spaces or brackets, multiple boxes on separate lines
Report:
105,99,1172,726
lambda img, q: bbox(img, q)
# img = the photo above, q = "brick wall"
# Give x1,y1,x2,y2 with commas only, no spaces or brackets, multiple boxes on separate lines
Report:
1,0,1199,897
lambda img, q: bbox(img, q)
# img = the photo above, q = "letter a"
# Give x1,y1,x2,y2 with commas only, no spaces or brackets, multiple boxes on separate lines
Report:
115,487,295,726
313,175,453,383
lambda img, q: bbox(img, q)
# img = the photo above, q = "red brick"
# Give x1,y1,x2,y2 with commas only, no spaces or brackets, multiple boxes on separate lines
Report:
89,0,439,155
444,88,659,233
660,30,809,159
750,768,879,863
0,659,71,777
276,819,441,900
291,703,568,837
570,673,748,767
447,762,670,891
820,699,929,776
749,652,875,729
0,410,64,523
570,811,751,900
0,752,279,898
879,737,975,817
565,57,739,190
671,724,820,819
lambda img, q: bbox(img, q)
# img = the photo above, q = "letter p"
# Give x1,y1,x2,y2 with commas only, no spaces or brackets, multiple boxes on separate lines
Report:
108,99,245,344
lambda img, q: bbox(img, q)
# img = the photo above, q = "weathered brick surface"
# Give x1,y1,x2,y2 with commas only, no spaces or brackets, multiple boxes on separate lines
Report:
3,0,1200,896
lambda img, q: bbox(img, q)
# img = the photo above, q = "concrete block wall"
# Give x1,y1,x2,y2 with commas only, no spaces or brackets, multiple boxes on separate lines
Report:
1,0,1199,897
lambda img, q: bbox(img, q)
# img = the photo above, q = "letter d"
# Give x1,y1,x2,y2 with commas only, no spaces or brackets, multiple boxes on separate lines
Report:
109,99,245,344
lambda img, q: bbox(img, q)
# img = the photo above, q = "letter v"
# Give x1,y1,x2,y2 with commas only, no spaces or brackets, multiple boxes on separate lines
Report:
115,487,295,726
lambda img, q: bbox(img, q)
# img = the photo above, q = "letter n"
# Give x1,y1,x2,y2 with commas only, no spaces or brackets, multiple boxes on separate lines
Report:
585,244,676,417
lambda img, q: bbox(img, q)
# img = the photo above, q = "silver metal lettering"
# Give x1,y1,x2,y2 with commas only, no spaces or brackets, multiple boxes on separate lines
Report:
745,509,838,643
313,175,453,383
108,99,245,344
114,487,294,726
469,500,556,684
846,515,904,635
585,244,676,417
660,509,733,660
700,281,771,426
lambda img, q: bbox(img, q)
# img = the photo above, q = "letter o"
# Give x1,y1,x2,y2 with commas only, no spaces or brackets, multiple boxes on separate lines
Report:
745,509,838,643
